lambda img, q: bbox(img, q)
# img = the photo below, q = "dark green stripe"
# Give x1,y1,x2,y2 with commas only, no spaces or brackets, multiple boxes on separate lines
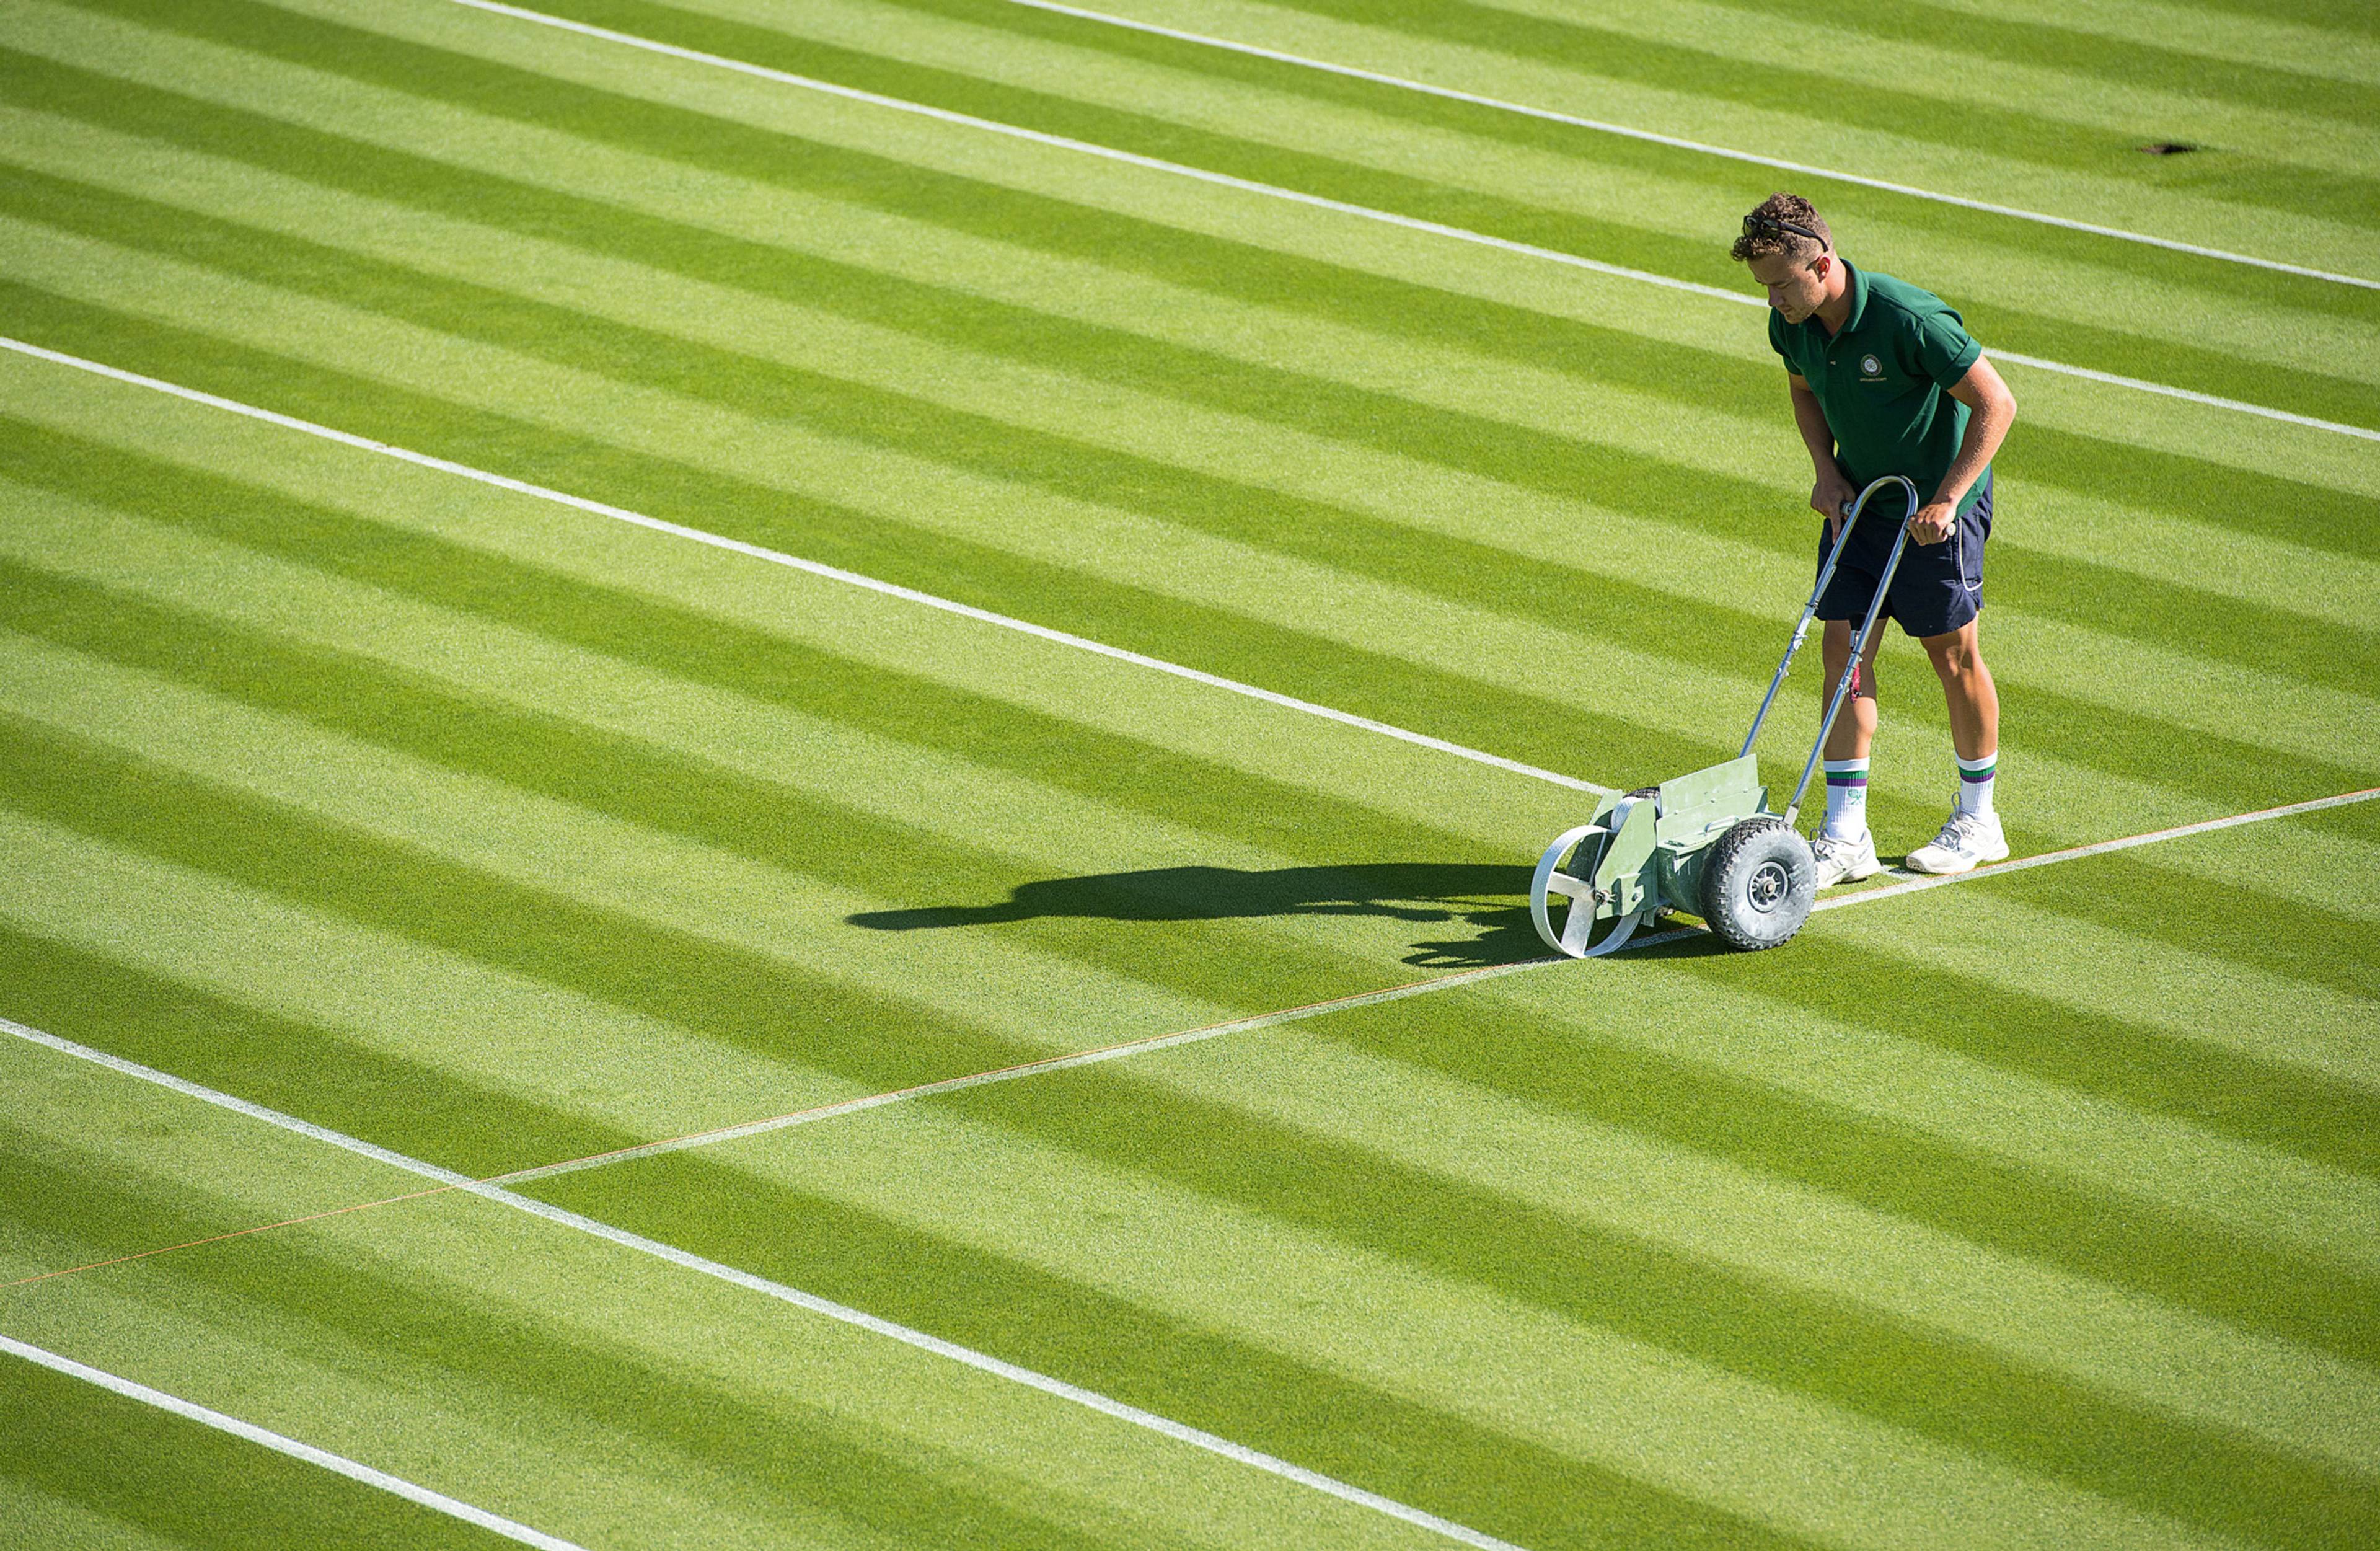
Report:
0,924,636,1176
33,0,2380,424
527,1149,1823,1551
1696,0,2380,123
541,1088,2380,1550
0,1139,1151,1551
1181,0,2380,226
0,555,1460,1010
6,32,2371,563
0,423,1488,874
0,1334,515,1550
869,0,2380,323
0,716,1047,1123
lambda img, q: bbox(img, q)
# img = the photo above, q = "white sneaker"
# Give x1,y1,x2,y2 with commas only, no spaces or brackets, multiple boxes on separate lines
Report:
1904,809,2010,875
1810,829,1880,887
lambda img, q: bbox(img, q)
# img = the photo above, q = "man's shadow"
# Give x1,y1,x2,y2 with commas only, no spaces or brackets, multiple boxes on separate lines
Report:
848,862,1553,968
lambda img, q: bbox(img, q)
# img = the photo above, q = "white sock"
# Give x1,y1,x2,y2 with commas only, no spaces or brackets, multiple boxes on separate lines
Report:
1957,752,1997,817
1821,759,1870,841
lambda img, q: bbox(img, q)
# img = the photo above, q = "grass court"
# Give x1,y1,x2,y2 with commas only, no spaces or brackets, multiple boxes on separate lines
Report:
1,0,2377,1546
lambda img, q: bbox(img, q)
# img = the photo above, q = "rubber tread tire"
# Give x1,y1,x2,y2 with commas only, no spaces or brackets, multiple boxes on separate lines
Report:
1699,816,1816,951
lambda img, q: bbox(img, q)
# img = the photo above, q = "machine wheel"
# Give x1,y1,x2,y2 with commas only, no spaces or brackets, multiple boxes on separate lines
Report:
1698,817,1815,951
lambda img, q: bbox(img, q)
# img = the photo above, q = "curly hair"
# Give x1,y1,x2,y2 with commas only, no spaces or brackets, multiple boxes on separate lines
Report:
1730,193,1831,263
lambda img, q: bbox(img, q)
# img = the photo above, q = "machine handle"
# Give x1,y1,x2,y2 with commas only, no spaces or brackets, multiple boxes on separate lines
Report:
1784,475,1923,824
1740,475,1917,759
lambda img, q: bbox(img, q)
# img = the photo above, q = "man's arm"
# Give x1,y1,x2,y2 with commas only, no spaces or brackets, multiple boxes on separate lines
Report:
1910,355,2016,543
1787,373,1857,532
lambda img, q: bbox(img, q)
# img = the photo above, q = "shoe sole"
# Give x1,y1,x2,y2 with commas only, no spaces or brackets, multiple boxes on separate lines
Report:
1903,844,2010,876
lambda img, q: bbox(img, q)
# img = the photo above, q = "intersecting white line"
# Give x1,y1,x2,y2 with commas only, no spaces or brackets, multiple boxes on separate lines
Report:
0,1017,1533,1551
0,335,1610,795
439,0,2380,443
993,0,2380,291
0,1332,588,1550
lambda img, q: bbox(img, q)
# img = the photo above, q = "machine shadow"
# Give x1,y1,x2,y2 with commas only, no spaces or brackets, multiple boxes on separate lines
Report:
849,862,1560,968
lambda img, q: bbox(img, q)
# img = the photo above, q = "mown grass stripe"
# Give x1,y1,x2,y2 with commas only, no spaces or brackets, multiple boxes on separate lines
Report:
1815,786,2380,913
1227,0,2380,223
496,957,1558,1186
0,565,1432,1015
14,242,2366,836
2,1014,1540,1551
430,0,2380,438
0,1115,1211,1551
18,13,2373,542
967,0,2380,288
14,137,2368,707
0,425,1508,872
9,149,2370,799
0,336,1605,795
0,1335,589,1551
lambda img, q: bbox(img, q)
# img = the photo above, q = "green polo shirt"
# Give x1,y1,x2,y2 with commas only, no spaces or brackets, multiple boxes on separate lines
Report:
1769,260,1987,516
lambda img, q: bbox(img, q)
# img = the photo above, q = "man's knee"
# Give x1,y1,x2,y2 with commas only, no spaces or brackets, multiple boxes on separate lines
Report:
1923,626,1984,681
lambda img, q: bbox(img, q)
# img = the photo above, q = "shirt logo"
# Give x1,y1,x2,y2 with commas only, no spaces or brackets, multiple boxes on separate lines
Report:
1859,353,1883,378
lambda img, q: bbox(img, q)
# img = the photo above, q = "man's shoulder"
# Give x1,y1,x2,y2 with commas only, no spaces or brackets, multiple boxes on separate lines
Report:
1858,268,1960,329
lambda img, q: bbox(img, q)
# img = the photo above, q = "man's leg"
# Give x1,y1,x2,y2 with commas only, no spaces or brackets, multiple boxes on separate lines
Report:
1919,619,1998,764
1810,619,1886,883
1906,620,2009,872
1818,617,1885,761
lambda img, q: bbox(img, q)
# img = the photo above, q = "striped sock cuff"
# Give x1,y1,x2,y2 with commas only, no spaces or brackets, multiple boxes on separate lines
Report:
1958,756,1998,783
1823,761,1870,788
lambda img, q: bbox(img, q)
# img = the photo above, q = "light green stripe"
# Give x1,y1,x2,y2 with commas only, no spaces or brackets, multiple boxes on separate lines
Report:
15,0,2376,497
0,629,1225,1049
4,1041,1397,1551
0,808,852,1142
886,0,2380,267
1479,928,2380,1256
667,0,2380,387
1121,1018,2380,1475
659,1100,2247,1551
1461,0,2378,174
0,353,1585,849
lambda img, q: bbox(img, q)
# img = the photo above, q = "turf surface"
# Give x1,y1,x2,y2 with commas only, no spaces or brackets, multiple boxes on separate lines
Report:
1,0,2375,1547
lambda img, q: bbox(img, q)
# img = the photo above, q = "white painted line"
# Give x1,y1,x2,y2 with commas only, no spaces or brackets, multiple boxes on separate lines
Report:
439,0,2380,443
0,1332,586,1550
995,0,2380,292
0,1017,1532,1551
1811,785,2380,913
355,786,2380,1189
0,336,1610,795
491,784,2380,1180
495,955,1560,1183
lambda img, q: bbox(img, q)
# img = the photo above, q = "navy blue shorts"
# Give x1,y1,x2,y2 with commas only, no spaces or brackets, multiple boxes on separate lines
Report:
1815,473,1990,639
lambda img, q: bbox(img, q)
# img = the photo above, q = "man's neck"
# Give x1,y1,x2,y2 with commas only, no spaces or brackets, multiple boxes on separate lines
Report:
1813,258,1853,335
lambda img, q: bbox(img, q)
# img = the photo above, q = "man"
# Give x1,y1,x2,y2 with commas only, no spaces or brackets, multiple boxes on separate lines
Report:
1732,193,2017,879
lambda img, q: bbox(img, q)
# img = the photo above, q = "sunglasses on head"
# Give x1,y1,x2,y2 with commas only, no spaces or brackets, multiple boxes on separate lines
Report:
1743,213,1828,249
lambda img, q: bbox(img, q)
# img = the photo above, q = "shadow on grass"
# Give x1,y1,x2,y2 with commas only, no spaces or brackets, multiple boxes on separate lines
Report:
847,862,1732,967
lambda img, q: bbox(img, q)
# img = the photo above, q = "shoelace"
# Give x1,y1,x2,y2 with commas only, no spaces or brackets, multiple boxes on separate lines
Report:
1937,810,1988,848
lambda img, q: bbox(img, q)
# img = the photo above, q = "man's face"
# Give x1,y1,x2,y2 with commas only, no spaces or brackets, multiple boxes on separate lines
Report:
1748,249,1831,324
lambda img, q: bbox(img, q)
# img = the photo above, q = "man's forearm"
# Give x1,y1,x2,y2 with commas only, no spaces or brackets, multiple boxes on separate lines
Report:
1933,396,2012,510
1789,386,1838,479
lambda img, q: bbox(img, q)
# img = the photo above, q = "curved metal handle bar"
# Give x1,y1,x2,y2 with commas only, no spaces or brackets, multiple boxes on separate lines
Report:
1784,475,1922,824
1740,475,1916,759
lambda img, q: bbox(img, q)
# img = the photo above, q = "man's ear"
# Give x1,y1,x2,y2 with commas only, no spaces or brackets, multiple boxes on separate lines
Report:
1809,252,1833,282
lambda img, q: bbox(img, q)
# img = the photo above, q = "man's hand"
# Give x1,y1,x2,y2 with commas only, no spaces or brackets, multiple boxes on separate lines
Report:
1813,471,1857,536
1908,500,1956,545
